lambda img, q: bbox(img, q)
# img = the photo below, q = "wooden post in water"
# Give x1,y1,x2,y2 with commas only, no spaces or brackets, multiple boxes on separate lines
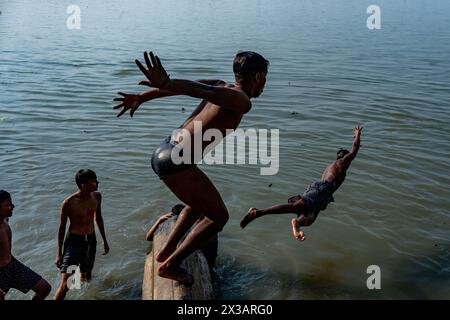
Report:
142,218,215,300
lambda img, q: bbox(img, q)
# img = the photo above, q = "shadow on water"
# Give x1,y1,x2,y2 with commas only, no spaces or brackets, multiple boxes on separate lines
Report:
213,254,376,300
213,244,450,300
383,246,450,299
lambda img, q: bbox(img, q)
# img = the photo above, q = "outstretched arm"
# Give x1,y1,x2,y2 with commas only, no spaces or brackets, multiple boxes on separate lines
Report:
94,193,109,255
113,80,225,117
55,201,69,268
136,51,251,114
341,126,363,167
140,80,225,101
146,212,174,241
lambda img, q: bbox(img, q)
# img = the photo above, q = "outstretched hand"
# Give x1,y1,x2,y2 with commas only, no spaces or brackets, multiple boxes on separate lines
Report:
113,92,142,117
354,125,363,138
135,51,170,89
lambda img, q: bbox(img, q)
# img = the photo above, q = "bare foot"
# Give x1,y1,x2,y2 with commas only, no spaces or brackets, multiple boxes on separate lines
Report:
157,264,194,286
240,208,259,229
291,218,306,241
294,230,306,241
156,243,177,263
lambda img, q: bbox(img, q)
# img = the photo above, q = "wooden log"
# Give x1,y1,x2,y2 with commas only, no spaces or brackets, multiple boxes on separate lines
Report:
142,217,215,300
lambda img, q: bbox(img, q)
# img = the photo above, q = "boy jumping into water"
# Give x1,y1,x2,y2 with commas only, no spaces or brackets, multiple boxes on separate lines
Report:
54,169,109,300
240,126,363,241
0,190,51,300
114,50,269,284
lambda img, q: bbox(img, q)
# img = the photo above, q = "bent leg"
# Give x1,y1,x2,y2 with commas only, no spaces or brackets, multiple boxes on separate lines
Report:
157,167,229,285
291,218,305,241
156,205,202,263
240,199,309,229
291,210,319,241
158,217,221,285
31,278,51,300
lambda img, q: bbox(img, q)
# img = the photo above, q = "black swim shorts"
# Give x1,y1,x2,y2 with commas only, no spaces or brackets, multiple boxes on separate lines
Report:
151,136,196,179
288,180,335,211
0,256,42,294
60,232,97,274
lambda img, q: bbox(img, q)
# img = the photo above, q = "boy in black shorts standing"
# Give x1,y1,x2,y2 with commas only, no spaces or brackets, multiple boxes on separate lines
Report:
54,169,109,300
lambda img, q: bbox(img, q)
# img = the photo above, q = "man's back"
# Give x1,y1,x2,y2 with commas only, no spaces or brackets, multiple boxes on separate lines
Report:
175,83,247,153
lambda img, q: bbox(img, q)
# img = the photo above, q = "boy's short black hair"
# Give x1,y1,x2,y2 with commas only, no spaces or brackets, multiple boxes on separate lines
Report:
0,190,11,204
171,204,186,216
337,149,350,160
75,169,97,189
233,51,269,84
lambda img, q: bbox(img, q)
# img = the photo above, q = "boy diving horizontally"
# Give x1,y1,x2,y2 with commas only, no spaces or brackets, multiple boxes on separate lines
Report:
241,126,363,241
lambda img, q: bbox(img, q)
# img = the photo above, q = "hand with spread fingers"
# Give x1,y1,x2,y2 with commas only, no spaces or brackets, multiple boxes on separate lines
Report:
135,51,170,89
113,92,142,117
354,125,363,138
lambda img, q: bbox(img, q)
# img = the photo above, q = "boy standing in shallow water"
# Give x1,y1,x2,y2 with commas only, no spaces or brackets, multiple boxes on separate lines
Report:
54,169,109,300
0,190,51,300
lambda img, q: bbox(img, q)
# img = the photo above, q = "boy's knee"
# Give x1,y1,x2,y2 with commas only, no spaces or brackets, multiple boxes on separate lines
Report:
203,206,228,231
37,280,52,296
197,204,229,229
43,282,52,296
292,201,304,213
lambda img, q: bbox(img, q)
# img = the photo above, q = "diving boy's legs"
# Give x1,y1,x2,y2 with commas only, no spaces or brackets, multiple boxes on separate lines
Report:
31,278,51,300
291,218,305,241
291,209,319,241
240,199,309,229
156,205,202,263
157,166,229,285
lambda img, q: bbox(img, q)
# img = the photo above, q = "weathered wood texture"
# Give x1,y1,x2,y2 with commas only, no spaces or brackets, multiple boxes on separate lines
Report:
142,218,214,300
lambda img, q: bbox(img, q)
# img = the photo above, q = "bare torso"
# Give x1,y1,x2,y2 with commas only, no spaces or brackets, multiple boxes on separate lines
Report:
321,160,349,193
173,83,246,154
0,221,12,267
65,192,100,235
